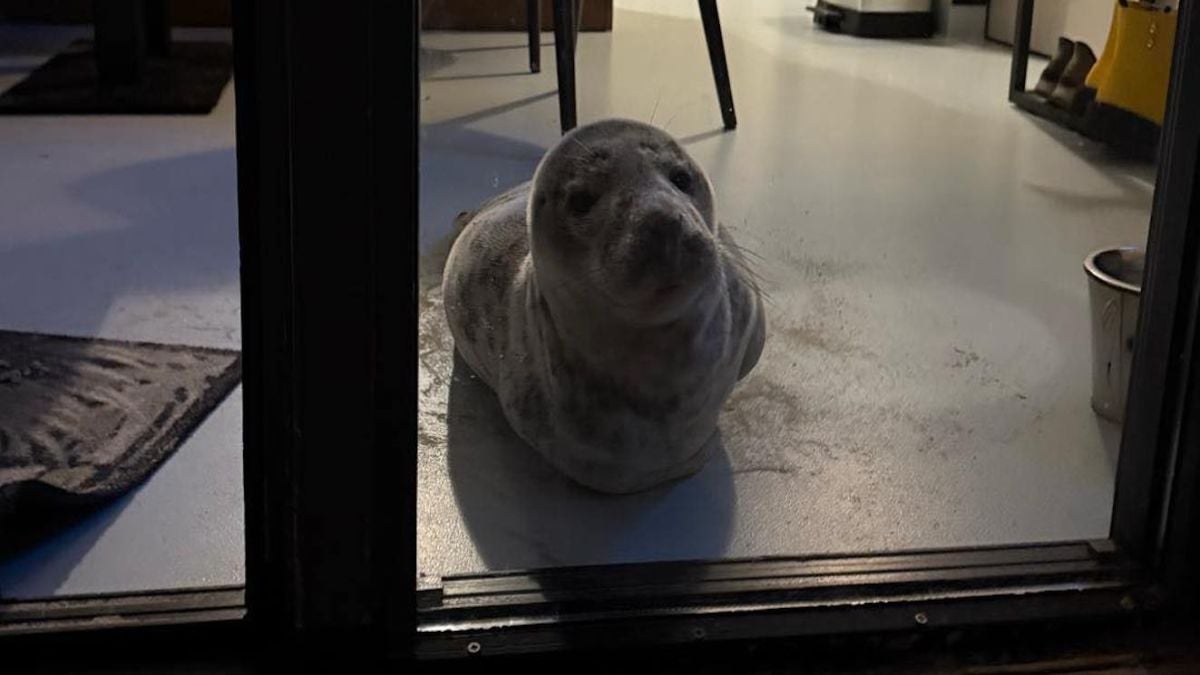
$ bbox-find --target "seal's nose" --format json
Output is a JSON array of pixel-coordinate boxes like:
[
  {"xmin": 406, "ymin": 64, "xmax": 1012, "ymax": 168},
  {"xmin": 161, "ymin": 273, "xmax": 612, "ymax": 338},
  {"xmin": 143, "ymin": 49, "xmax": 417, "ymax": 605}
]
[
  {"xmin": 638, "ymin": 211, "xmax": 710, "ymax": 285},
  {"xmin": 643, "ymin": 213, "xmax": 686, "ymax": 270}
]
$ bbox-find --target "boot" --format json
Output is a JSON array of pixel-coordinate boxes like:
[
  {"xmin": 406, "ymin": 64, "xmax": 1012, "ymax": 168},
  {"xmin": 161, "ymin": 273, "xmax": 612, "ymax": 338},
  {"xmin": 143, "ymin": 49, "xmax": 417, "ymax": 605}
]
[
  {"xmin": 1034, "ymin": 37, "xmax": 1075, "ymax": 98},
  {"xmin": 1049, "ymin": 41, "xmax": 1097, "ymax": 113}
]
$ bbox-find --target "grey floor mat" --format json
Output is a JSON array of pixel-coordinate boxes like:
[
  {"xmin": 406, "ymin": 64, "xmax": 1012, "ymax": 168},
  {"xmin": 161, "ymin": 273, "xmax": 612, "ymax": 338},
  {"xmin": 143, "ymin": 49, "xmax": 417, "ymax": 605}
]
[{"xmin": 0, "ymin": 331, "xmax": 241, "ymax": 534}]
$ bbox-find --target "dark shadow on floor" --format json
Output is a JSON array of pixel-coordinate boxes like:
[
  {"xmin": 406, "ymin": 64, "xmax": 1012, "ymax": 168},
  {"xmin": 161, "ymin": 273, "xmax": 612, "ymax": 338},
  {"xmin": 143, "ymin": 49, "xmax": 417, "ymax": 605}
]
[
  {"xmin": 0, "ymin": 148, "xmax": 238, "ymax": 337},
  {"xmin": 0, "ymin": 491, "xmax": 133, "ymax": 599},
  {"xmin": 677, "ymin": 128, "xmax": 729, "ymax": 147},
  {"xmin": 419, "ymin": 94, "xmax": 553, "ymax": 252},
  {"xmin": 425, "ymin": 70, "xmax": 534, "ymax": 82},
  {"xmin": 0, "ymin": 24, "xmax": 90, "ymax": 57},
  {"xmin": 445, "ymin": 355, "xmax": 736, "ymax": 572},
  {"xmin": 434, "ymin": 42, "xmax": 555, "ymax": 54},
  {"xmin": 1097, "ymin": 416, "xmax": 1124, "ymax": 471},
  {"xmin": 1023, "ymin": 115, "xmax": 1159, "ymax": 185},
  {"xmin": 420, "ymin": 47, "xmax": 457, "ymax": 78}
]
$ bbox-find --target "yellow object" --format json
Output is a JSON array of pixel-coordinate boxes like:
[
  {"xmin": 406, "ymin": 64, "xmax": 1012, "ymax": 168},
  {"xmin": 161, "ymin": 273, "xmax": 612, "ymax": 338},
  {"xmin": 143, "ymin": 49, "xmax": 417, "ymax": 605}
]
[
  {"xmin": 1085, "ymin": 3, "xmax": 1122, "ymax": 91},
  {"xmin": 1092, "ymin": 1, "xmax": 1178, "ymax": 125}
]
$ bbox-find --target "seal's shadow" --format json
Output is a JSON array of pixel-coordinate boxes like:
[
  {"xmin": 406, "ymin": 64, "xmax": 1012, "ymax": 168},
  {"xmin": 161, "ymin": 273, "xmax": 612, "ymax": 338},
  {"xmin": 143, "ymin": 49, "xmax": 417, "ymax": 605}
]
[{"xmin": 445, "ymin": 355, "xmax": 736, "ymax": 571}]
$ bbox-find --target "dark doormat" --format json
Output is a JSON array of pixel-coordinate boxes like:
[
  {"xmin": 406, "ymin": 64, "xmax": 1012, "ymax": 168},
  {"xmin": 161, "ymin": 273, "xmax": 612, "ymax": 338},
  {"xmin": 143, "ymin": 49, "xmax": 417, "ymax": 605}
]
[
  {"xmin": 0, "ymin": 331, "xmax": 241, "ymax": 555},
  {"xmin": 0, "ymin": 40, "xmax": 233, "ymax": 115}
]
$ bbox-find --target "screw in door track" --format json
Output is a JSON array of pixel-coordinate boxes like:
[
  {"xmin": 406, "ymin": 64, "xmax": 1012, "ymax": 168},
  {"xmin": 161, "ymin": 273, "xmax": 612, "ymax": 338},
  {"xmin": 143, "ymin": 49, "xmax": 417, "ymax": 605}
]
[
  {"xmin": 1120, "ymin": 595, "xmax": 1137, "ymax": 611},
  {"xmin": 692, "ymin": 627, "xmax": 707, "ymax": 640},
  {"xmin": 914, "ymin": 612, "xmax": 929, "ymax": 625},
  {"xmin": 466, "ymin": 641, "xmax": 482, "ymax": 655}
]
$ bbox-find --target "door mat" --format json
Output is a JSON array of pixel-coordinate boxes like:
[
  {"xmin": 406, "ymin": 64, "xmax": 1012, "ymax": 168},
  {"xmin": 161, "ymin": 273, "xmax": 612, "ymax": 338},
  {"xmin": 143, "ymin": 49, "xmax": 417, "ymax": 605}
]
[
  {"xmin": 0, "ymin": 331, "xmax": 241, "ymax": 553},
  {"xmin": 0, "ymin": 40, "xmax": 233, "ymax": 115}
]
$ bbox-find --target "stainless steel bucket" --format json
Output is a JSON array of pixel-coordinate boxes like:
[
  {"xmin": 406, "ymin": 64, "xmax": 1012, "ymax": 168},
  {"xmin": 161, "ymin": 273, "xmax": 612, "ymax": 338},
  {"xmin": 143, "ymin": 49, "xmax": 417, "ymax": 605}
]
[{"xmin": 1084, "ymin": 247, "xmax": 1145, "ymax": 424}]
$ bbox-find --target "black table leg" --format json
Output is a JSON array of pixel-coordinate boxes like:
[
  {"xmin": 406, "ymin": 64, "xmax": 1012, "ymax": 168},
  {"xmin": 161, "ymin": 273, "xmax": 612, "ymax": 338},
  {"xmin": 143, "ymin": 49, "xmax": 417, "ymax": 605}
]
[
  {"xmin": 93, "ymin": 0, "xmax": 147, "ymax": 85},
  {"xmin": 553, "ymin": 0, "xmax": 577, "ymax": 133},
  {"xmin": 1009, "ymin": 0, "xmax": 1034, "ymax": 100},
  {"xmin": 573, "ymin": 0, "xmax": 584, "ymax": 55},
  {"xmin": 698, "ymin": 0, "xmax": 737, "ymax": 130},
  {"xmin": 144, "ymin": 0, "xmax": 171, "ymax": 58},
  {"xmin": 528, "ymin": 0, "xmax": 541, "ymax": 73}
]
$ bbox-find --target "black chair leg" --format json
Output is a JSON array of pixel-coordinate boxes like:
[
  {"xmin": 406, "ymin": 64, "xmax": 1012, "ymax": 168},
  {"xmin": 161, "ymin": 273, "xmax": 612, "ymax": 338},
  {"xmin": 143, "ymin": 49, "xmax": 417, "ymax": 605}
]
[
  {"xmin": 143, "ymin": 0, "xmax": 170, "ymax": 58},
  {"xmin": 552, "ymin": 0, "xmax": 577, "ymax": 133},
  {"xmin": 573, "ymin": 0, "xmax": 584, "ymax": 55},
  {"xmin": 527, "ymin": 0, "xmax": 541, "ymax": 73},
  {"xmin": 698, "ymin": 0, "xmax": 737, "ymax": 130},
  {"xmin": 94, "ymin": 0, "xmax": 148, "ymax": 86}
]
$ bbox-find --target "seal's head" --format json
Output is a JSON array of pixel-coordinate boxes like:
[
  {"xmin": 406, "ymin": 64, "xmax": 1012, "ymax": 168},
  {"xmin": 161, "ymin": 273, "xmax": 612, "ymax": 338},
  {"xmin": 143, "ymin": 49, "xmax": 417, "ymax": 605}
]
[{"xmin": 529, "ymin": 119, "xmax": 721, "ymax": 325}]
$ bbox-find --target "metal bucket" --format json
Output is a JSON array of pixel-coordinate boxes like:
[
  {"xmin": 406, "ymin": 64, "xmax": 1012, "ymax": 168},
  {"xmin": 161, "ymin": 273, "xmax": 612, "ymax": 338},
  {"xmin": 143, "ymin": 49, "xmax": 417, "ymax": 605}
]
[{"xmin": 1084, "ymin": 247, "xmax": 1145, "ymax": 424}]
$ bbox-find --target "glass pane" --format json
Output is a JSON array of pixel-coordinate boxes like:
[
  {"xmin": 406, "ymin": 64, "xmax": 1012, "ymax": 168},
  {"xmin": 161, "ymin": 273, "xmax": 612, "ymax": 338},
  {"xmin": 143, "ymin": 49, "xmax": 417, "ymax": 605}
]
[
  {"xmin": 0, "ymin": 10, "xmax": 242, "ymax": 598},
  {"xmin": 418, "ymin": 0, "xmax": 1176, "ymax": 585}
]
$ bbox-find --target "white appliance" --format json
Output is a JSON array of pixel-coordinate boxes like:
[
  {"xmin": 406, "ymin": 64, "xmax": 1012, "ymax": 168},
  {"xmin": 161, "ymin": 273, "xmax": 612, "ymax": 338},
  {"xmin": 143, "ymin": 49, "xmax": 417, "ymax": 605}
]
[{"xmin": 811, "ymin": 0, "xmax": 936, "ymax": 38}]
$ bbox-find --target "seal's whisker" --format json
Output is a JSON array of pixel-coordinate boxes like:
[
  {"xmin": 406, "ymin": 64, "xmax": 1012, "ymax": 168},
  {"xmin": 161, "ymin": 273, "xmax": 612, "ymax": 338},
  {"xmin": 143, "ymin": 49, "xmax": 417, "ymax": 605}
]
[
  {"xmin": 731, "ymin": 239, "xmax": 764, "ymax": 256},
  {"xmin": 663, "ymin": 108, "xmax": 682, "ymax": 132},
  {"xmin": 719, "ymin": 241, "xmax": 772, "ymax": 303},
  {"xmin": 729, "ymin": 242, "xmax": 766, "ymax": 262},
  {"xmin": 732, "ymin": 261, "xmax": 768, "ymax": 293},
  {"xmin": 718, "ymin": 235, "xmax": 766, "ymax": 268},
  {"xmin": 567, "ymin": 135, "xmax": 597, "ymax": 157}
]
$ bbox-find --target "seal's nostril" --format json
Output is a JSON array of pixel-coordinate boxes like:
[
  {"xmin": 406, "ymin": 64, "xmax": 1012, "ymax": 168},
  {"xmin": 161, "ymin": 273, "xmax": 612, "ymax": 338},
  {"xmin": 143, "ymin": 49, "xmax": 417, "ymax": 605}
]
[
  {"xmin": 683, "ymin": 231, "xmax": 707, "ymax": 256},
  {"xmin": 644, "ymin": 213, "xmax": 683, "ymax": 243},
  {"xmin": 643, "ymin": 216, "xmax": 685, "ymax": 268}
]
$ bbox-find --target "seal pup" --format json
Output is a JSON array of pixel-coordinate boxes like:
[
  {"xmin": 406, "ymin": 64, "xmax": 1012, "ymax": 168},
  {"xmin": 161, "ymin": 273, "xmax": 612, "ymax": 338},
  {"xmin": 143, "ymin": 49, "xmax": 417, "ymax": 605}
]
[{"xmin": 443, "ymin": 119, "xmax": 764, "ymax": 493}]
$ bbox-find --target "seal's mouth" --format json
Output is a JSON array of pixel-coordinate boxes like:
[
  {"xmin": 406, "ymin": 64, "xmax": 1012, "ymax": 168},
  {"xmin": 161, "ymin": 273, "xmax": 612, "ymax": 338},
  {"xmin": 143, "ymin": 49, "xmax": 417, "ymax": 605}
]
[
  {"xmin": 639, "ymin": 274, "xmax": 709, "ymax": 315},
  {"xmin": 644, "ymin": 283, "xmax": 687, "ymax": 307}
]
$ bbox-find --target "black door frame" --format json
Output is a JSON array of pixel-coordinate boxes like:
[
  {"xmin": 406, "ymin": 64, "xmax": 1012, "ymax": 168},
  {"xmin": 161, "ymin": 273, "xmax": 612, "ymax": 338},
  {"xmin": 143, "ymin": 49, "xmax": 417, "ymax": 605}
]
[{"xmin": 3, "ymin": 0, "xmax": 1200, "ymax": 667}]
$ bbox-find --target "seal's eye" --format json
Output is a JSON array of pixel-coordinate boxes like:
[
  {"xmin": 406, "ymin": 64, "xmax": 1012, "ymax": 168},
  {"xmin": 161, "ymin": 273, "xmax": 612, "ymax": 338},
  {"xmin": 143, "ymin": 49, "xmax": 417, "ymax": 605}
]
[
  {"xmin": 567, "ymin": 189, "xmax": 598, "ymax": 216},
  {"xmin": 670, "ymin": 169, "xmax": 693, "ymax": 193}
]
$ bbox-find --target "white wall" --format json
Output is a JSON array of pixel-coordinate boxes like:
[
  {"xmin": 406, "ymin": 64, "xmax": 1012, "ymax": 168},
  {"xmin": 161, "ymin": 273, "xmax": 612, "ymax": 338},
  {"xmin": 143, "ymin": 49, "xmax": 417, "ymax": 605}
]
[
  {"xmin": 936, "ymin": 0, "xmax": 989, "ymax": 40},
  {"xmin": 987, "ymin": 0, "xmax": 1114, "ymax": 55}
]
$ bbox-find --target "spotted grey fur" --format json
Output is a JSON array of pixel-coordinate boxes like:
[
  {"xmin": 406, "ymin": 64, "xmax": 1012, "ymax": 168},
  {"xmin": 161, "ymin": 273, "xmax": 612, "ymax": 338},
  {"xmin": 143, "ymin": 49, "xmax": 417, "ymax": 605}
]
[{"xmin": 443, "ymin": 119, "xmax": 765, "ymax": 493}]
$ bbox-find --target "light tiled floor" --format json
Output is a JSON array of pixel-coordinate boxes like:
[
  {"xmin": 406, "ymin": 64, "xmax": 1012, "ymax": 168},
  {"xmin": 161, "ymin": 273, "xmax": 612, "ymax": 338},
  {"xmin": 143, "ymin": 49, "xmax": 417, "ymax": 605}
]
[
  {"xmin": 0, "ymin": 26, "xmax": 243, "ymax": 598},
  {"xmin": 417, "ymin": 2, "xmax": 1154, "ymax": 586}
]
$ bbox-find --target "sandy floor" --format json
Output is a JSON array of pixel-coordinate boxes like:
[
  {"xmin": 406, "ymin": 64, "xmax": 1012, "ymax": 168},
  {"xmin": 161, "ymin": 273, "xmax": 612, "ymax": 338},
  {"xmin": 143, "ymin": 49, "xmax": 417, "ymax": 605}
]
[{"xmin": 417, "ymin": 2, "xmax": 1153, "ymax": 586}]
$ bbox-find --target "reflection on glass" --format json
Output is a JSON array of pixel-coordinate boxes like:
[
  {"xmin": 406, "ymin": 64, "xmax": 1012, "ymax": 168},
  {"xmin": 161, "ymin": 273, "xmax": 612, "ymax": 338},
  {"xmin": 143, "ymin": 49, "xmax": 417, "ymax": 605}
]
[
  {"xmin": 417, "ymin": 0, "xmax": 1174, "ymax": 587},
  {"xmin": 0, "ymin": 15, "xmax": 243, "ymax": 600}
]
